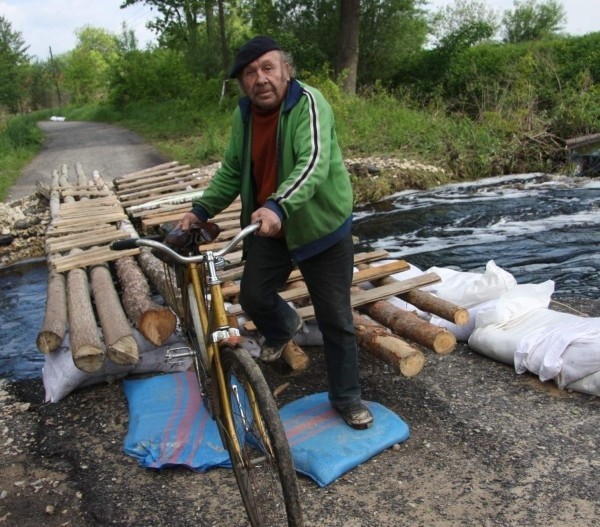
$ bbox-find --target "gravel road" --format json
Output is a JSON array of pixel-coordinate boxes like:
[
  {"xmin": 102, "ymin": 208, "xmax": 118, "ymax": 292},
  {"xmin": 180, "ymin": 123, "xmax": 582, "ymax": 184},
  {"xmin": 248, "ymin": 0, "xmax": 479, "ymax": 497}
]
[{"xmin": 1, "ymin": 121, "xmax": 598, "ymax": 527}]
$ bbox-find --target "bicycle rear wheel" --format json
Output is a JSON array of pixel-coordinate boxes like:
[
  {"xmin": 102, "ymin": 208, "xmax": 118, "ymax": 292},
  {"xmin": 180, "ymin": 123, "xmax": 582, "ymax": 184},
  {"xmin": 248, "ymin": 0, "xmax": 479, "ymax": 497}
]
[{"xmin": 217, "ymin": 346, "xmax": 303, "ymax": 527}]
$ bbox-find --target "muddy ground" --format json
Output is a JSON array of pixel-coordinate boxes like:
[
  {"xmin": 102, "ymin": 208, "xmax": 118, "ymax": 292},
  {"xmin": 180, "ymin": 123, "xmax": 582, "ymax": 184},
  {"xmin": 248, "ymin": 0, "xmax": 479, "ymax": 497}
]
[
  {"xmin": 1, "ymin": 296, "xmax": 598, "ymax": 527},
  {"xmin": 1, "ymin": 121, "xmax": 598, "ymax": 527}
]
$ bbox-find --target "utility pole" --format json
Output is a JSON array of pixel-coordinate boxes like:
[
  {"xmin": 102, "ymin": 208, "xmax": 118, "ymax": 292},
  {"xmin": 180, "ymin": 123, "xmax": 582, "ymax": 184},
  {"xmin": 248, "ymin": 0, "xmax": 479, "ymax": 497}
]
[{"xmin": 49, "ymin": 46, "xmax": 62, "ymax": 107}]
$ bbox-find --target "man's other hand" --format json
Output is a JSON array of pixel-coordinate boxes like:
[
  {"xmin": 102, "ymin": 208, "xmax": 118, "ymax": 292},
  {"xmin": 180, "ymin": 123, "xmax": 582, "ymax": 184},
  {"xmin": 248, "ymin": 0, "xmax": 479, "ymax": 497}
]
[
  {"xmin": 251, "ymin": 207, "xmax": 282, "ymax": 237},
  {"xmin": 180, "ymin": 212, "xmax": 201, "ymax": 231}
]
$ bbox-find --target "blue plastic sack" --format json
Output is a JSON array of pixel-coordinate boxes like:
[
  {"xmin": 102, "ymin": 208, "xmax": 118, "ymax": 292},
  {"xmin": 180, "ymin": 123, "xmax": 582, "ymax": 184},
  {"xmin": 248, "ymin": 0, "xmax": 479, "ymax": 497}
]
[
  {"xmin": 123, "ymin": 372, "xmax": 410, "ymax": 486},
  {"xmin": 281, "ymin": 392, "xmax": 410, "ymax": 486},
  {"xmin": 123, "ymin": 371, "xmax": 231, "ymax": 471}
]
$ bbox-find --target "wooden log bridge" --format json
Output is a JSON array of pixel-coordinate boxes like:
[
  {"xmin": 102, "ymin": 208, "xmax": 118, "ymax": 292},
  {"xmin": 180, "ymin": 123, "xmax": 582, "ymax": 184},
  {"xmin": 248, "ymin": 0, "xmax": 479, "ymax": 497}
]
[{"xmin": 37, "ymin": 160, "xmax": 470, "ymax": 384}]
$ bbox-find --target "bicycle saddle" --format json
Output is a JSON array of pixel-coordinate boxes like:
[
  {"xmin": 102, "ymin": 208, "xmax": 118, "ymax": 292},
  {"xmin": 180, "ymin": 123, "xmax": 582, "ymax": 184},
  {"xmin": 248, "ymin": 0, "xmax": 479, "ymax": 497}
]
[{"xmin": 162, "ymin": 221, "xmax": 221, "ymax": 251}]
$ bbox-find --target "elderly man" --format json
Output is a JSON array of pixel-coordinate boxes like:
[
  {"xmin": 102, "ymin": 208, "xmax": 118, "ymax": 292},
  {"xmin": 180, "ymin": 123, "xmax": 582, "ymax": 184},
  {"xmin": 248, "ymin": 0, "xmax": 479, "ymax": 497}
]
[{"xmin": 180, "ymin": 36, "xmax": 373, "ymax": 429}]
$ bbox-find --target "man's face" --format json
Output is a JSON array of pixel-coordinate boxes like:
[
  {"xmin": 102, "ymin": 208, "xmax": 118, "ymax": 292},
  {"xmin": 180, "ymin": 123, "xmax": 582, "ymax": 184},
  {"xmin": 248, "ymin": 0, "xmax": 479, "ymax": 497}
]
[{"xmin": 240, "ymin": 50, "xmax": 290, "ymax": 110}]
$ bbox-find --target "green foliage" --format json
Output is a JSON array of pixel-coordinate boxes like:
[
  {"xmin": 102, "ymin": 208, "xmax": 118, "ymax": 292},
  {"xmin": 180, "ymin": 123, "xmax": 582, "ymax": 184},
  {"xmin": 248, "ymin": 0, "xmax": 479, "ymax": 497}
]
[
  {"xmin": 109, "ymin": 48, "xmax": 197, "ymax": 107},
  {"xmin": 62, "ymin": 26, "xmax": 120, "ymax": 104},
  {"xmin": 0, "ymin": 113, "xmax": 44, "ymax": 200},
  {"xmin": 502, "ymin": 0, "xmax": 566, "ymax": 43},
  {"xmin": 359, "ymin": 0, "xmax": 429, "ymax": 85},
  {"xmin": 0, "ymin": 16, "xmax": 30, "ymax": 112}
]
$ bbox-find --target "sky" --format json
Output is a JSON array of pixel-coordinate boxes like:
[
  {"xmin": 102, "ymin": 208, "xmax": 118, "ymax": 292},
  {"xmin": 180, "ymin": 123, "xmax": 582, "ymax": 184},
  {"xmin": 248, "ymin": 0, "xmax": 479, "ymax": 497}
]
[{"xmin": 1, "ymin": 0, "xmax": 598, "ymax": 61}]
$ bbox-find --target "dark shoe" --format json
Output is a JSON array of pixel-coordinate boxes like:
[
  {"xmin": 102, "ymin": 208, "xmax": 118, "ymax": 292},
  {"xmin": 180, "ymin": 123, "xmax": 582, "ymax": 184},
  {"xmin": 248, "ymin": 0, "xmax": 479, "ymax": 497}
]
[
  {"xmin": 334, "ymin": 402, "xmax": 374, "ymax": 430},
  {"xmin": 259, "ymin": 316, "xmax": 303, "ymax": 362}
]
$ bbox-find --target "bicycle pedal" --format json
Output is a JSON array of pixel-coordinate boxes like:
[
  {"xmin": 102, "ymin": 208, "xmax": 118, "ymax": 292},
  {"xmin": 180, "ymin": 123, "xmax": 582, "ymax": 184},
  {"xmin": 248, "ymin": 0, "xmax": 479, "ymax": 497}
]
[{"xmin": 165, "ymin": 346, "xmax": 194, "ymax": 365}]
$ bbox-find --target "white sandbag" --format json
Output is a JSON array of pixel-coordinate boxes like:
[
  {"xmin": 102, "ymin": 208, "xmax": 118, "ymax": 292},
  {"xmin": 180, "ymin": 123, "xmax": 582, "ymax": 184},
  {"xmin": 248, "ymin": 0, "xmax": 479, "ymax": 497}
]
[
  {"xmin": 468, "ymin": 308, "xmax": 584, "ymax": 364},
  {"xmin": 566, "ymin": 370, "xmax": 600, "ymax": 396},
  {"xmin": 469, "ymin": 308, "xmax": 600, "ymax": 396},
  {"xmin": 42, "ymin": 335, "xmax": 131, "ymax": 403},
  {"xmin": 475, "ymin": 281, "xmax": 554, "ymax": 328},
  {"xmin": 423, "ymin": 260, "xmax": 517, "ymax": 308},
  {"xmin": 430, "ymin": 299, "xmax": 498, "ymax": 342},
  {"xmin": 514, "ymin": 317, "xmax": 600, "ymax": 388},
  {"xmin": 42, "ymin": 329, "xmax": 192, "ymax": 403}
]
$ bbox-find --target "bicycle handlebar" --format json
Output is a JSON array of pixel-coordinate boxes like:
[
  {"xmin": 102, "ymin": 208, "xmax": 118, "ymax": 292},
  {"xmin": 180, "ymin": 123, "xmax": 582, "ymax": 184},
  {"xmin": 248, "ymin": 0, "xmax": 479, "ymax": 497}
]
[{"xmin": 110, "ymin": 222, "xmax": 261, "ymax": 264}]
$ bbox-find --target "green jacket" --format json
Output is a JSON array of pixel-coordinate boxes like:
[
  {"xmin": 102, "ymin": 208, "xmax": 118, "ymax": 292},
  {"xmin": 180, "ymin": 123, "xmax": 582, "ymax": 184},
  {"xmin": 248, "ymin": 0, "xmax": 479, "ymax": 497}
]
[{"xmin": 191, "ymin": 79, "xmax": 353, "ymax": 262}]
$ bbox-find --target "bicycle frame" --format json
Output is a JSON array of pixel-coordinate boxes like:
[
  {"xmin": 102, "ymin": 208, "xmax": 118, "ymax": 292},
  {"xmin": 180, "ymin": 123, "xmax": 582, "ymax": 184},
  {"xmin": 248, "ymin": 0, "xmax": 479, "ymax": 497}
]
[{"xmin": 154, "ymin": 223, "xmax": 272, "ymax": 463}]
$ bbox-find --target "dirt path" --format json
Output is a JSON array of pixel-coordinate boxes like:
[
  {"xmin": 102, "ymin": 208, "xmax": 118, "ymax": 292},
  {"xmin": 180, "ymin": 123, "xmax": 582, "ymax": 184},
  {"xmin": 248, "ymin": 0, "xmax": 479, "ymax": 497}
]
[{"xmin": 1, "ymin": 121, "xmax": 598, "ymax": 527}]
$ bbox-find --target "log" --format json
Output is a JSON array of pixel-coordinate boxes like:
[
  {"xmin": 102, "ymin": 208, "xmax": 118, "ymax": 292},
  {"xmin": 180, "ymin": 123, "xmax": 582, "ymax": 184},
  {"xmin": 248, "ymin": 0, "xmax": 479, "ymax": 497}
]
[
  {"xmin": 358, "ymin": 293, "xmax": 456, "ymax": 355},
  {"xmin": 282, "ymin": 341, "xmax": 310, "ymax": 371},
  {"xmin": 399, "ymin": 288, "xmax": 469, "ymax": 326},
  {"xmin": 114, "ymin": 255, "xmax": 177, "ymax": 346},
  {"xmin": 67, "ymin": 251, "xmax": 105, "ymax": 372},
  {"xmin": 90, "ymin": 261, "xmax": 139, "ymax": 365},
  {"xmin": 36, "ymin": 270, "xmax": 68, "ymax": 354},
  {"xmin": 352, "ymin": 313, "xmax": 425, "ymax": 377},
  {"xmin": 137, "ymin": 247, "xmax": 183, "ymax": 319},
  {"xmin": 358, "ymin": 263, "xmax": 469, "ymax": 326}
]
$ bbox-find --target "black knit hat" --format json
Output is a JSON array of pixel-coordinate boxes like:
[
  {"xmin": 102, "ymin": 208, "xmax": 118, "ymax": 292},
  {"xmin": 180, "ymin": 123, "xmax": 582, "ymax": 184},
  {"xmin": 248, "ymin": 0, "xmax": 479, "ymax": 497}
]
[{"xmin": 228, "ymin": 36, "xmax": 281, "ymax": 79}]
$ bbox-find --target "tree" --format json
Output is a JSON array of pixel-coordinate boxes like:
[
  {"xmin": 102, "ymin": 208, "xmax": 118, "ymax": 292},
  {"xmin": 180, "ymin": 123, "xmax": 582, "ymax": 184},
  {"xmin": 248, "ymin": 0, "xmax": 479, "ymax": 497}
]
[
  {"xmin": 428, "ymin": 0, "xmax": 500, "ymax": 47},
  {"xmin": 502, "ymin": 0, "xmax": 566, "ymax": 43},
  {"xmin": 358, "ymin": 0, "xmax": 429, "ymax": 86},
  {"xmin": 62, "ymin": 26, "xmax": 119, "ymax": 103},
  {"xmin": 0, "ymin": 16, "xmax": 30, "ymax": 112},
  {"xmin": 120, "ymin": 0, "xmax": 225, "ymax": 76},
  {"xmin": 337, "ymin": 0, "xmax": 360, "ymax": 94}
]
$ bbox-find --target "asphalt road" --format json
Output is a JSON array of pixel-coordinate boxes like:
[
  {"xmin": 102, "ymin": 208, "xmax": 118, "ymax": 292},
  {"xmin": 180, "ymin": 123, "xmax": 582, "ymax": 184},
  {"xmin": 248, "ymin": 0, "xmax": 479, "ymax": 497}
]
[{"xmin": 7, "ymin": 121, "xmax": 168, "ymax": 201}]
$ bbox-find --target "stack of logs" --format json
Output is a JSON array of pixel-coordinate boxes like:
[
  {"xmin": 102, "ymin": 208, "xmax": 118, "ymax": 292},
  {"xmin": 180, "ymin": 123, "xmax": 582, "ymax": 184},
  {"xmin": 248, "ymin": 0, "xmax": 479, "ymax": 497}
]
[{"xmin": 37, "ymin": 160, "xmax": 470, "ymax": 383}]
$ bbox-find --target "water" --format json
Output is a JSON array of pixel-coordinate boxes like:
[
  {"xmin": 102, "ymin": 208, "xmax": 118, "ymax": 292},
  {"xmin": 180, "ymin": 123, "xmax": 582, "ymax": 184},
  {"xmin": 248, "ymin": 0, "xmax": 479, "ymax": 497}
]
[
  {"xmin": 1, "ymin": 172, "xmax": 599, "ymax": 382},
  {"xmin": 353, "ymin": 173, "xmax": 600, "ymax": 299},
  {"xmin": 0, "ymin": 261, "xmax": 48, "ymax": 381}
]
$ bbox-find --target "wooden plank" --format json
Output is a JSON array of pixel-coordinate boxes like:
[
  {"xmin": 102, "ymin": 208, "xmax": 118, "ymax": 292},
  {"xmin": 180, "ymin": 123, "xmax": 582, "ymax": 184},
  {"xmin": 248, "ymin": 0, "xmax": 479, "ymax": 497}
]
[
  {"xmin": 51, "ymin": 211, "xmax": 127, "ymax": 227},
  {"xmin": 61, "ymin": 189, "xmax": 112, "ymax": 198},
  {"xmin": 115, "ymin": 166, "xmax": 194, "ymax": 191},
  {"xmin": 46, "ymin": 225, "xmax": 118, "ymax": 243},
  {"xmin": 142, "ymin": 212, "xmax": 240, "ymax": 230},
  {"xmin": 58, "ymin": 195, "xmax": 120, "ymax": 209},
  {"xmin": 242, "ymin": 273, "xmax": 440, "ymax": 330},
  {"xmin": 217, "ymin": 249, "xmax": 391, "ymax": 282},
  {"xmin": 56, "ymin": 207, "xmax": 124, "ymax": 220},
  {"xmin": 118, "ymin": 177, "xmax": 210, "ymax": 204},
  {"xmin": 565, "ymin": 133, "xmax": 600, "ymax": 150},
  {"xmin": 114, "ymin": 161, "xmax": 182, "ymax": 186},
  {"xmin": 116, "ymin": 169, "xmax": 205, "ymax": 197},
  {"xmin": 46, "ymin": 230, "xmax": 132, "ymax": 253},
  {"xmin": 52, "ymin": 247, "xmax": 141, "ymax": 273},
  {"xmin": 226, "ymin": 260, "xmax": 411, "ymax": 312},
  {"xmin": 119, "ymin": 180, "xmax": 209, "ymax": 208}
]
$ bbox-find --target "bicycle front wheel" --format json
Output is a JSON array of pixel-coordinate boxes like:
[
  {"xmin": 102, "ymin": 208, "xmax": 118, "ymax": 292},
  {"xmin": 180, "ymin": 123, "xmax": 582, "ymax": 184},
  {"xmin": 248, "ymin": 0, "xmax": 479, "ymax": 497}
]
[{"xmin": 217, "ymin": 346, "xmax": 303, "ymax": 527}]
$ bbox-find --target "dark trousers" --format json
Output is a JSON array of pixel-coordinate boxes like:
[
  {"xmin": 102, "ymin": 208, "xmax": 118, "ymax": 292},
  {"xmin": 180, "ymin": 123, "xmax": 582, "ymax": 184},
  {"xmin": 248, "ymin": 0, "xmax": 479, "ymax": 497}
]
[{"xmin": 238, "ymin": 233, "xmax": 361, "ymax": 408}]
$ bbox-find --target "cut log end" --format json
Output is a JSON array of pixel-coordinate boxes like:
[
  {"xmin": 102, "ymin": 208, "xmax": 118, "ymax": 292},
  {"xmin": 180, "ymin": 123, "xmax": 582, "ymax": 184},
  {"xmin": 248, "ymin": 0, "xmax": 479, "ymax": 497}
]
[
  {"xmin": 73, "ymin": 345, "xmax": 105, "ymax": 372},
  {"xmin": 282, "ymin": 341, "xmax": 310, "ymax": 371},
  {"xmin": 399, "ymin": 352, "xmax": 427, "ymax": 377},
  {"xmin": 454, "ymin": 308, "xmax": 470, "ymax": 326},
  {"xmin": 139, "ymin": 309, "xmax": 177, "ymax": 346},
  {"xmin": 107, "ymin": 335, "xmax": 139, "ymax": 365},
  {"xmin": 36, "ymin": 332, "xmax": 63, "ymax": 354},
  {"xmin": 432, "ymin": 331, "xmax": 457, "ymax": 355}
]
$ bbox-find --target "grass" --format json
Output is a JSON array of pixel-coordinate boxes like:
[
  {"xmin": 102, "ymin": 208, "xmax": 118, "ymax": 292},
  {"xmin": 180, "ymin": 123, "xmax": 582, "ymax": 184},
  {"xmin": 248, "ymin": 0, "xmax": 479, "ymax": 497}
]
[
  {"xmin": 0, "ymin": 88, "xmax": 570, "ymax": 203},
  {"xmin": 0, "ymin": 114, "xmax": 47, "ymax": 201}
]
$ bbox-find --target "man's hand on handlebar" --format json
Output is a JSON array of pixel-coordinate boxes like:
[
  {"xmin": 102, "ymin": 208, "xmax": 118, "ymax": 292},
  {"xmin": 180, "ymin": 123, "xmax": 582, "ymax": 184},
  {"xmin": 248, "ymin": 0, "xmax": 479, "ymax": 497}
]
[
  {"xmin": 180, "ymin": 211, "xmax": 201, "ymax": 231},
  {"xmin": 251, "ymin": 207, "xmax": 281, "ymax": 237}
]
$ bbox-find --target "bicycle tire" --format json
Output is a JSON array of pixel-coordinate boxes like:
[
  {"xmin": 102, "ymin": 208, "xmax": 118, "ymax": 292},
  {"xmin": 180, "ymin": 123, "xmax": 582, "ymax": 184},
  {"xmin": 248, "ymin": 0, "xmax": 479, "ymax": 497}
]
[{"xmin": 217, "ymin": 346, "xmax": 304, "ymax": 527}]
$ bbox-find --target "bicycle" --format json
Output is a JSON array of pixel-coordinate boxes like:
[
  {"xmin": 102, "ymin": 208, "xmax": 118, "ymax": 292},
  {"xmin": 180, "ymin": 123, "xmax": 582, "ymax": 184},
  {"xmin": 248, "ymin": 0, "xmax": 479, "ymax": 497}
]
[{"xmin": 111, "ymin": 221, "xmax": 304, "ymax": 527}]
